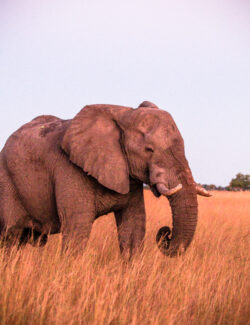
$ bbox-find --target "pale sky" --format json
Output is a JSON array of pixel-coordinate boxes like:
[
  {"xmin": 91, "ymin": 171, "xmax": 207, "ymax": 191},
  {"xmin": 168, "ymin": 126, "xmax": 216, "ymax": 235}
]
[{"xmin": 1, "ymin": 0, "xmax": 249, "ymax": 186}]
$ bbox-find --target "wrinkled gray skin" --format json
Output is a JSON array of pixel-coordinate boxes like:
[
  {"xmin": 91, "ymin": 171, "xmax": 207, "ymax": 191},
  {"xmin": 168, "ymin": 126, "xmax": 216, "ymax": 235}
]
[{"xmin": 0, "ymin": 101, "xmax": 203, "ymax": 258}]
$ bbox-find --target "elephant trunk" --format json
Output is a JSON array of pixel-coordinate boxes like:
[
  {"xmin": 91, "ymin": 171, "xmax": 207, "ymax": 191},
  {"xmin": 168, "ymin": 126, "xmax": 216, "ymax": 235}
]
[{"xmin": 156, "ymin": 171, "xmax": 198, "ymax": 257}]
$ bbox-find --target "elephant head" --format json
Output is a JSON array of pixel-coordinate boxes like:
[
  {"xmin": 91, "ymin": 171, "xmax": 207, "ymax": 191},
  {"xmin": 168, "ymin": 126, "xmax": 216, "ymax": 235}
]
[{"xmin": 62, "ymin": 101, "xmax": 210, "ymax": 256}]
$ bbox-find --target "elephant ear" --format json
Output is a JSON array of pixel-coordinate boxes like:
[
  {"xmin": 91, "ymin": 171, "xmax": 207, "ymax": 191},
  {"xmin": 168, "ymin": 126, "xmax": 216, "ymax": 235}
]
[{"xmin": 61, "ymin": 105, "xmax": 130, "ymax": 194}]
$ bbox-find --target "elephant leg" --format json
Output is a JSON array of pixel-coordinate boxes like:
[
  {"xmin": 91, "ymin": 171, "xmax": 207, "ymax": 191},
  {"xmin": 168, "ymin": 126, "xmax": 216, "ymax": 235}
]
[
  {"xmin": 0, "ymin": 170, "xmax": 31, "ymax": 248},
  {"xmin": 0, "ymin": 227, "xmax": 24, "ymax": 257},
  {"xmin": 55, "ymin": 160, "xmax": 96, "ymax": 255},
  {"xmin": 60, "ymin": 214, "xmax": 95, "ymax": 255},
  {"xmin": 18, "ymin": 228, "xmax": 32, "ymax": 246},
  {"xmin": 115, "ymin": 185, "xmax": 146, "ymax": 260}
]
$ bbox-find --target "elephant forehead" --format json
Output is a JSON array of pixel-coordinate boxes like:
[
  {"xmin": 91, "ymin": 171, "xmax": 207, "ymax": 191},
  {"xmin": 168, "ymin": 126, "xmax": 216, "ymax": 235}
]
[
  {"xmin": 133, "ymin": 110, "xmax": 174, "ymax": 129},
  {"xmin": 148, "ymin": 126, "xmax": 176, "ymax": 148},
  {"xmin": 135, "ymin": 113, "xmax": 160, "ymax": 133},
  {"xmin": 131, "ymin": 110, "xmax": 180, "ymax": 147},
  {"xmin": 144, "ymin": 120, "xmax": 178, "ymax": 146}
]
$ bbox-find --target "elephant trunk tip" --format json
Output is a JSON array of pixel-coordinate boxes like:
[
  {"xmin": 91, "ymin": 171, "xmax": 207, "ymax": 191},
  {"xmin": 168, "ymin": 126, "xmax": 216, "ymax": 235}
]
[
  {"xmin": 156, "ymin": 226, "xmax": 188, "ymax": 257},
  {"xmin": 156, "ymin": 226, "xmax": 173, "ymax": 256}
]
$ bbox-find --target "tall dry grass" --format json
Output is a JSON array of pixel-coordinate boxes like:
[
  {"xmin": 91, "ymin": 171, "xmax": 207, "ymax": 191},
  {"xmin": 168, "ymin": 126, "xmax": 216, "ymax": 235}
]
[{"xmin": 0, "ymin": 191, "xmax": 249, "ymax": 325}]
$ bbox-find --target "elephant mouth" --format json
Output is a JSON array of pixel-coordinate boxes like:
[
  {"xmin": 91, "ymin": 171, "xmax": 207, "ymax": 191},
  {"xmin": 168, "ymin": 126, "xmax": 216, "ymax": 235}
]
[{"xmin": 150, "ymin": 184, "xmax": 162, "ymax": 197}]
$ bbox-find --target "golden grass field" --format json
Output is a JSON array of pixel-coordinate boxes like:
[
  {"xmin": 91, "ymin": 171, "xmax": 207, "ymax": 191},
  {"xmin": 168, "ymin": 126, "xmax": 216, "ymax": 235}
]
[{"xmin": 0, "ymin": 191, "xmax": 249, "ymax": 325}]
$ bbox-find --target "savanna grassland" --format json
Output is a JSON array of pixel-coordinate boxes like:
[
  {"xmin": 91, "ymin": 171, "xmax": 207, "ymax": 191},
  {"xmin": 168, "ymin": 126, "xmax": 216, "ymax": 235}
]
[{"xmin": 0, "ymin": 191, "xmax": 249, "ymax": 325}]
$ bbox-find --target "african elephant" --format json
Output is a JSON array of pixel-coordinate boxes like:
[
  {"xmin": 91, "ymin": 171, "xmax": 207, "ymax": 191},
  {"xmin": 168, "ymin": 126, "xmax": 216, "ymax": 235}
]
[{"xmin": 0, "ymin": 101, "xmax": 210, "ymax": 257}]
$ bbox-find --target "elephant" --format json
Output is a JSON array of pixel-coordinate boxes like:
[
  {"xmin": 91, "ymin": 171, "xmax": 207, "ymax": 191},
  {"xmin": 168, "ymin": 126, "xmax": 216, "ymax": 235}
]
[{"xmin": 0, "ymin": 101, "xmax": 210, "ymax": 258}]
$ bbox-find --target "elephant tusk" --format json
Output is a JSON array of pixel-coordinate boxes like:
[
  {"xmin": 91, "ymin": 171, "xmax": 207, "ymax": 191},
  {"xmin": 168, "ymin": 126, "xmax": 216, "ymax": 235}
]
[
  {"xmin": 156, "ymin": 183, "xmax": 183, "ymax": 196},
  {"xmin": 196, "ymin": 185, "xmax": 212, "ymax": 197}
]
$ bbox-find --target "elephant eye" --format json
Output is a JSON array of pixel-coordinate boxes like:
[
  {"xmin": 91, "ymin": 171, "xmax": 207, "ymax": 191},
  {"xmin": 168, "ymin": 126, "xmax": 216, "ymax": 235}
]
[{"xmin": 145, "ymin": 146, "xmax": 154, "ymax": 153}]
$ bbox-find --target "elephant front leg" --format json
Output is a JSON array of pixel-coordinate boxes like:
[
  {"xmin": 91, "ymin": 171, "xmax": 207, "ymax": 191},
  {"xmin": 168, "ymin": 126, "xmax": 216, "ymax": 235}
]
[
  {"xmin": 60, "ymin": 212, "xmax": 95, "ymax": 255},
  {"xmin": 115, "ymin": 186, "xmax": 146, "ymax": 260},
  {"xmin": 55, "ymin": 169, "xmax": 96, "ymax": 256}
]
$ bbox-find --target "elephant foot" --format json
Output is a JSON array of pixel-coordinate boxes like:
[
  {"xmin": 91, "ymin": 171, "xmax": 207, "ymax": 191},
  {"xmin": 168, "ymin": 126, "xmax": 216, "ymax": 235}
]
[{"xmin": 19, "ymin": 228, "xmax": 48, "ymax": 247}]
